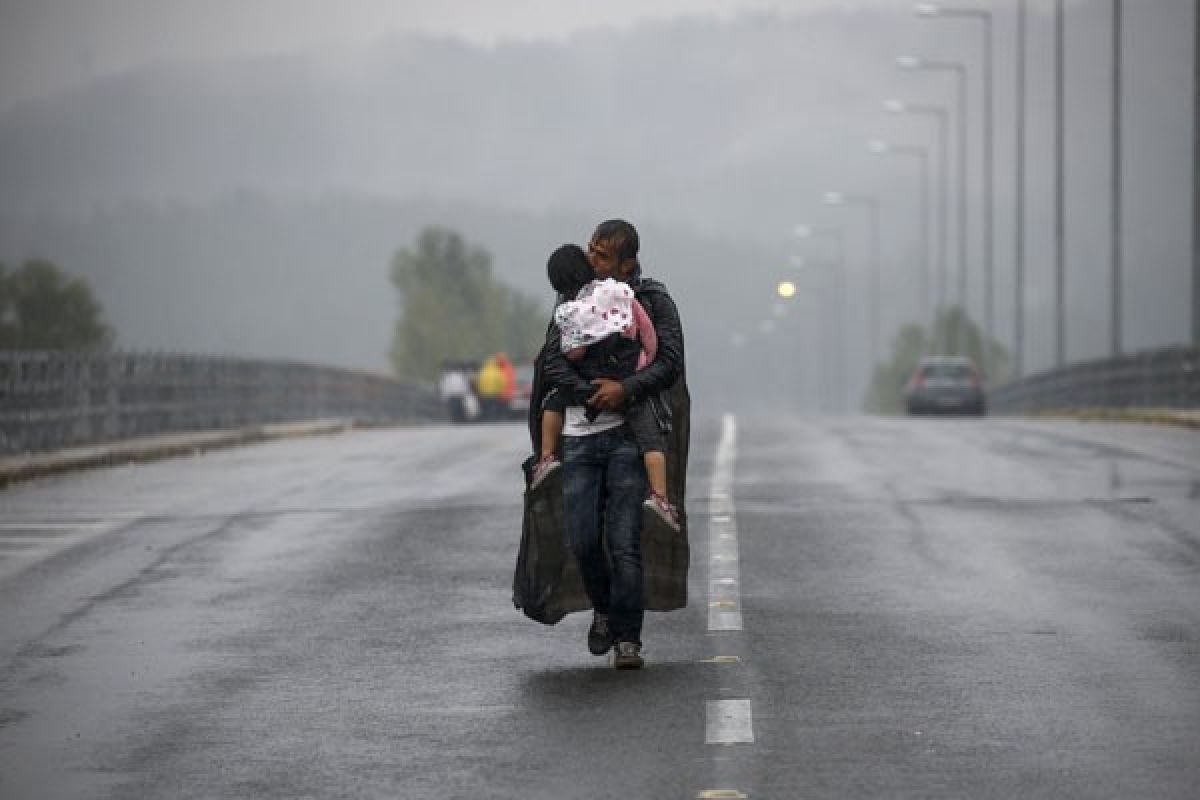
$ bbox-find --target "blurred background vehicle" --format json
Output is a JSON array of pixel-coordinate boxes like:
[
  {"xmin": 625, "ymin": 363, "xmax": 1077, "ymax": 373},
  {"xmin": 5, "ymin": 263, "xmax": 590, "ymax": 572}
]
[
  {"xmin": 508, "ymin": 363, "xmax": 535, "ymax": 418},
  {"xmin": 440, "ymin": 354, "xmax": 532, "ymax": 422},
  {"xmin": 904, "ymin": 355, "xmax": 986, "ymax": 417}
]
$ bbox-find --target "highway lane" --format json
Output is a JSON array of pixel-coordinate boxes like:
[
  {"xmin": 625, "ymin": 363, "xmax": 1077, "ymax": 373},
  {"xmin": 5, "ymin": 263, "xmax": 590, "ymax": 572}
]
[
  {"xmin": 732, "ymin": 416, "xmax": 1200, "ymax": 798},
  {"xmin": 0, "ymin": 416, "xmax": 1197, "ymax": 798}
]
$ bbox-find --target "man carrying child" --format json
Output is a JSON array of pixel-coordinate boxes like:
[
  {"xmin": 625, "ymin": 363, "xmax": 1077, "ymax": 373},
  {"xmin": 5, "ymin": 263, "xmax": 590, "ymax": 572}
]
[{"xmin": 532, "ymin": 219, "xmax": 686, "ymax": 670}]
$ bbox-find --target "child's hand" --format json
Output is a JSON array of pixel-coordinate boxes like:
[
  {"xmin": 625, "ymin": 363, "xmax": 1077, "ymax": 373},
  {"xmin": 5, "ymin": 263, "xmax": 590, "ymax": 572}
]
[{"xmin": 588, "ymin": 378, "xmax": 626, "ymax": 411}]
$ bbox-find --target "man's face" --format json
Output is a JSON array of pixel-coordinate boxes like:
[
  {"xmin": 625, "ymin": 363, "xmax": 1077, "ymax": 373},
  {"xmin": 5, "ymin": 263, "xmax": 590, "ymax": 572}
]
[{"xmin": 587, "ymin": 237, "xmax": 634, "ymax": 282}]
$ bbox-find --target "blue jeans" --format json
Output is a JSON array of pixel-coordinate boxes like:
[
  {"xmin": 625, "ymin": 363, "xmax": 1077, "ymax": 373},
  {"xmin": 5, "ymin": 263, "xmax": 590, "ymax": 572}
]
[{"xmin": 562, "ymin": 427, "xmax": 648, "ymax": 645}]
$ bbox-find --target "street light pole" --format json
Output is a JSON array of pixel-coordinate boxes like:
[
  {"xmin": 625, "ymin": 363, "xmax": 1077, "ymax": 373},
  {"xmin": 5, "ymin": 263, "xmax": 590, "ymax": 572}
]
[
  {"xmin": 870, "ymin": 140, "xmax": 932, "ymax": 340},
  {"xmin": 1055, "ymin": 0, "xmax": 1066, "ymax": 367},
  {"xmin": 915, "ymin": 3, "xmax": 996, "ymax": 370},
  {"xmin": 1195, "ymin": 0, "xmax": 1200, "ymax": 346},
  {"xmin": 823, "ymin": 192, "xmax": 882, "ymax": 377},
  {"xmin": 897, "ymin": 57, "xmax": 969, "ymax": 354},
  {"xmin": 795, "ymin": 225, "xmax": 849, "ymax": 411},
  {"xmin": 1110, "ymin": 0, "xmax": 1123, "ymax": 358},
  {"xmin": 1015, "ymin": 0, "xmax": 1027, "ymax": 377},
  {"xmin": 884, "ymin": 100, "xmax": 950, "ymax": 351}
]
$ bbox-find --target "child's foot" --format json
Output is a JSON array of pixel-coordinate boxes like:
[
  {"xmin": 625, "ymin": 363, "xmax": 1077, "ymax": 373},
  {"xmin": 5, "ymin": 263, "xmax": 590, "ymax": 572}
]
[
  {"xmin": 643, "ymin": 491, "xmax": 681, "ymax": 532},
  {"xmin": 530, "ymin": 454, "xmax": 561, "ymax": 490}
]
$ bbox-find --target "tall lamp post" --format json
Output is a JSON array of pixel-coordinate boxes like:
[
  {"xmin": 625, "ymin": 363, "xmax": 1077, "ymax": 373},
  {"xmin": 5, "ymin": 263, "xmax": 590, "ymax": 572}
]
[
  {"xmin": 884, "ymin": 100, "xmax": 950, "ymax": 351},
  {"xmin": 869, "ymin": 139, "xmax": 932, "ymax": 342},
  {"xmin": 897, "ymin": 55, "xmax": 969, "ymax": 355},
  {"xmin": 1015, "ymin": 0, "xmax": 1027, "ymax": 377},
  {"xmin": 914, "ymin": 3, "xmax": 996, "ymax": 369},
  {"xmin": 794, "ymin": 225, "xmax": 848, "ymax": 412},
  {"xmin": 1195, "ymin": 0, "xmax": 1200, "ymax": 346},
  {"xmin": 823, "ymin": 192, "xmax": 882, "ymax": 375},
  {"xmin": 1110, "ymin": 0, "xmax": 1123, "ymax": 357},
  {"xmin": 1055, "ymin": 0, "xmax": 1066, "ymax": 366}
]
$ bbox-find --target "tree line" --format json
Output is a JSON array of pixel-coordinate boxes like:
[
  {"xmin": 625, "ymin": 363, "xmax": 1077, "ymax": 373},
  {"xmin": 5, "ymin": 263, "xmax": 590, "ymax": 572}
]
[
  {"xmin": 2, "ymin": 227, "xmax": 548, "ymax": 379},
  {"xmin": 389, "ymin": 226, "xmax": 546, "ymax": 381},
  {"xmin": 0, "ymin": 260, "xmax": 112, "ymax": 350}
]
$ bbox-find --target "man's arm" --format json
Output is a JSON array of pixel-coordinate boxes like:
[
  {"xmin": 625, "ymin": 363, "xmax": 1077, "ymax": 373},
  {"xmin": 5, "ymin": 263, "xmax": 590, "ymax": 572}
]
[
  {"xmin": 621, "ymin": 288, "xmax": 683, "ymax": 402},
  {"xmin": 540, "ymin": 323, "xmax": 595, "ymax": 404}
]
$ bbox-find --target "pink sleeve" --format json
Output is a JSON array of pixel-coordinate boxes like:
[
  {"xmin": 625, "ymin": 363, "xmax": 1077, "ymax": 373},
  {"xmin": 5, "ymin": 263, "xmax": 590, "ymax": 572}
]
[{"xmin": 631, "ymin": 299, "xmax": 656, "ymax": 370}]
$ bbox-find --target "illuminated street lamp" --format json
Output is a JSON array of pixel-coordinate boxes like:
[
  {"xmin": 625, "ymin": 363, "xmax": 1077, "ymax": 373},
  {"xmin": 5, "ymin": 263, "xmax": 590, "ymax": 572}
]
[{"xmin": 777, "ymin": 280, "xmax": 797, "ymax": 299}]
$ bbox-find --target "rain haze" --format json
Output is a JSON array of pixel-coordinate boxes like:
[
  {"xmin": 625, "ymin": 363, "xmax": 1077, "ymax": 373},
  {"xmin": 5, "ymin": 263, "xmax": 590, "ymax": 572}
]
[
  {"xmin": 4, "ymin": 5, "xmax": 1200, "ymax": 797},
  {"xmin": 0, "ymin": 0, "xmax": 1193, "ymax": 413}
]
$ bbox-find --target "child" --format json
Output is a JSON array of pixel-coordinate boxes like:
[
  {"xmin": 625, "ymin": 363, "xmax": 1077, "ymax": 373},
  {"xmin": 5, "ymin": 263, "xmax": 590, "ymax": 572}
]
[{"xmin": 530, "ymin": 244, "xmax": 679, "ymax": 531}]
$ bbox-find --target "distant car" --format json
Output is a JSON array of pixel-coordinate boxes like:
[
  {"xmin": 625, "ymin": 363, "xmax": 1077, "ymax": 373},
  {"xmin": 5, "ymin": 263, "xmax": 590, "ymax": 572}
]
[
  {"xmin": 904, "ymin": 355, "xmax": 986, "ymax": 416},
  {"xmin": 507, "ymin": 364, "xmax": 535, "ymax": 417}
]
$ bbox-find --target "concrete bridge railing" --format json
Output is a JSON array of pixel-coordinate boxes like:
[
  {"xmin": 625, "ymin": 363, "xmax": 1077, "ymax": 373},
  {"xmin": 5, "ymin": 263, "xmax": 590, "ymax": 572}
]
[{"xmin": 0, "ymin": 351, "xmax": 443, "ymax": 455}]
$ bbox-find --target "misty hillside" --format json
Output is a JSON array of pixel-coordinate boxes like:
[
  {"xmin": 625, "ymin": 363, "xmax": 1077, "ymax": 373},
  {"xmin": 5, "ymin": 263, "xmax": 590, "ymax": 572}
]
[
  {"xmin": 0, "ymin": 193, "xmax": 787, "ymax": 412},
  {"xmin": 0, "ymin": 5, "xmax": 1194, "ymax": 408}
]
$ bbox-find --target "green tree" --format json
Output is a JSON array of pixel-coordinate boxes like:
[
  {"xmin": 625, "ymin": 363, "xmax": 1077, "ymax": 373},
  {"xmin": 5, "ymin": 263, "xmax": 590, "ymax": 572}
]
[
  {"xmin": 864, "ymin": 306, "xmax": 1011, "ymax": 413},
  {"xmin": 389, "ymin": 227, "xmax": 546, "ymax": 381},
  {"xmin": 0, "ymin": 260, "xmax": 113, "ymax": 350}
]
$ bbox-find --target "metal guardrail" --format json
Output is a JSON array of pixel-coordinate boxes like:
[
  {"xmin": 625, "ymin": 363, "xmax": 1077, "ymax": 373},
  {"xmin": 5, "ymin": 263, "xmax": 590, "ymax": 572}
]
[
  {"xmin": 989, "ymin": 345, "xmax": 1200, "ymax": 413},
  {"xmin": 0, "ymin": 351, "xmax": 442, "ymax": 455}
]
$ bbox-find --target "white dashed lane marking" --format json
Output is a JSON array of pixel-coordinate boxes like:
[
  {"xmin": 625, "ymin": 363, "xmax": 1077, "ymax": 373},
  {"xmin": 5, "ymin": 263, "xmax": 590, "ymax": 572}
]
[
  {"xmin": 705, "ymin": 698, "xmax": 755, "ymax": 745},
  {"xmin": 708, "ymin": 415, "xmax": 742, "ymax": 632},
  {"xmin": 704, "ymin": 414, "xmax": 753, "ymax": 754}
]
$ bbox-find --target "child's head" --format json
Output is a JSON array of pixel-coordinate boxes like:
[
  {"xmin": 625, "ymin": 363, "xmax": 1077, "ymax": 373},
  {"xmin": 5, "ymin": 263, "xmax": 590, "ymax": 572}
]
[{"xmin": 547, "ymin": 244, "xmax": 594, "ymax": 297}]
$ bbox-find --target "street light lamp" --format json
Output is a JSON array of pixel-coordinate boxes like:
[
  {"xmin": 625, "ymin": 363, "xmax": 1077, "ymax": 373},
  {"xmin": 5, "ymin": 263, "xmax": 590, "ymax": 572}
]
[
  {"xmin": 884, "ymin": 99, "xmax": 950, "ymax": 351},
  {"xmin": 913, "ymin": 2, "xmax": 997, "ymax": 375},
  {"xmin": 896, "ymin": 55, "xmax": 969, "ymax": 356},
  {"xmin": 869, "ymin": 139, "xmax": 932, "ymax": 342}
]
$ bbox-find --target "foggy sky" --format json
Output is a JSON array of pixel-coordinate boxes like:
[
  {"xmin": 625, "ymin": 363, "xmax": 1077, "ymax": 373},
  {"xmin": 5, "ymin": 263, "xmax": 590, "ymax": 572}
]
[
  {"xmin": 0, "ymin": 0, "xmax": 893, "ymax": 111},
  {"xmin": 0, "ymin": 1, "xmax": 1193, "ymax": 415}
]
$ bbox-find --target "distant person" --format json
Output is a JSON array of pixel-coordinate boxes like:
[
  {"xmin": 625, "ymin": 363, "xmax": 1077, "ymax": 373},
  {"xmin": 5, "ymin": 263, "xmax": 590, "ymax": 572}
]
[
  {"xmin": 494, "ymin": 352, "xmax": 517, "ymax": 406},
  {"xmin": 438, "ymin": 360, "xmax": 477, "ymax": 423},
  {"xmin": 534, "ymin": 219, "xmax": 687, "ymax": 670},
  {"xmin": 529, "ymin": 244, "xmax": 678, "ymax": 532},
  {"xmin": 476, "ymin": 353, "xmax": 509, "ymax": 420}
]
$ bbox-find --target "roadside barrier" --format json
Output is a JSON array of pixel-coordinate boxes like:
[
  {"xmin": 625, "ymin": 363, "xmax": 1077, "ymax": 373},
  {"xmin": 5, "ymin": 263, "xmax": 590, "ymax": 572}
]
[
  {"xmin": 989, "ymin": 345, "xmax": 1200, "ymax": 414},
  {"xmin": 0, "ymin": 351, "xmax": 442, "ymax": 455}
]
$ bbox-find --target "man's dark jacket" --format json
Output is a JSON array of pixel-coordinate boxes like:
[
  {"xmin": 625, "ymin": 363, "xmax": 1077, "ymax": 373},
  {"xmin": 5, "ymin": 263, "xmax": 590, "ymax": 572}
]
[{"xmin": 513, "ymin": 272, "xmax": 691, "ymax": 625}]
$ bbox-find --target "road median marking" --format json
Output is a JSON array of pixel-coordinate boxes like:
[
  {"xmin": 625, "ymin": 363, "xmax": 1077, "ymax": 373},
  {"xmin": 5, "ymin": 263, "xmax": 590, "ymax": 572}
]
[
  {"xmin": 705, "ymin": 698, "xmax": 754, "ymax": 744},
  {"xmin": 700, "ymin": 414, "xmax": 752, "ymax": 800},
  {"xmin": 698, "ymin": 656, "xmax": 741, "ymax": 664}
]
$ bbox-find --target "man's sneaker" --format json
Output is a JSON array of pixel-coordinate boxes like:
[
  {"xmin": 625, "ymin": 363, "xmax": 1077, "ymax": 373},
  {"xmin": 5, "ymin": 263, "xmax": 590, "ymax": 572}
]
[
  {"xmin": 643, "ymin": 491, "xmax": 681, "ymax": 532},
  {"xmin": 587, "ymin": 612, "xmax": 614, "ymax": 655},
  {"xmin": 613, "ymin": 641, "xmax": 644, "ymax": 670},
  {"xmin": 530, "ymin": 455, "xmax": 561, "ymax": 490}
]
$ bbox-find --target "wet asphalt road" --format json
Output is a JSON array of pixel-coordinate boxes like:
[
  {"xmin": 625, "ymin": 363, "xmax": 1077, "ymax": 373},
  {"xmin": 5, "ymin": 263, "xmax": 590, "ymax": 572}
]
[{"xmin": 0, "ymin": 416, "xmax": 1197, "ymax": 799}]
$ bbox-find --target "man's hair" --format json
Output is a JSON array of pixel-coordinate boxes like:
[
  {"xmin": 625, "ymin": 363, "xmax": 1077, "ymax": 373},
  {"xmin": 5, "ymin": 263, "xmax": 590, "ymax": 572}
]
[
  {"xmin": 592, "ymin": 219, "xmax": 640, "ymax": 262},
  {"xmin": 547, "ymin": 244, "xmax": 593, "ymax": 296}
]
